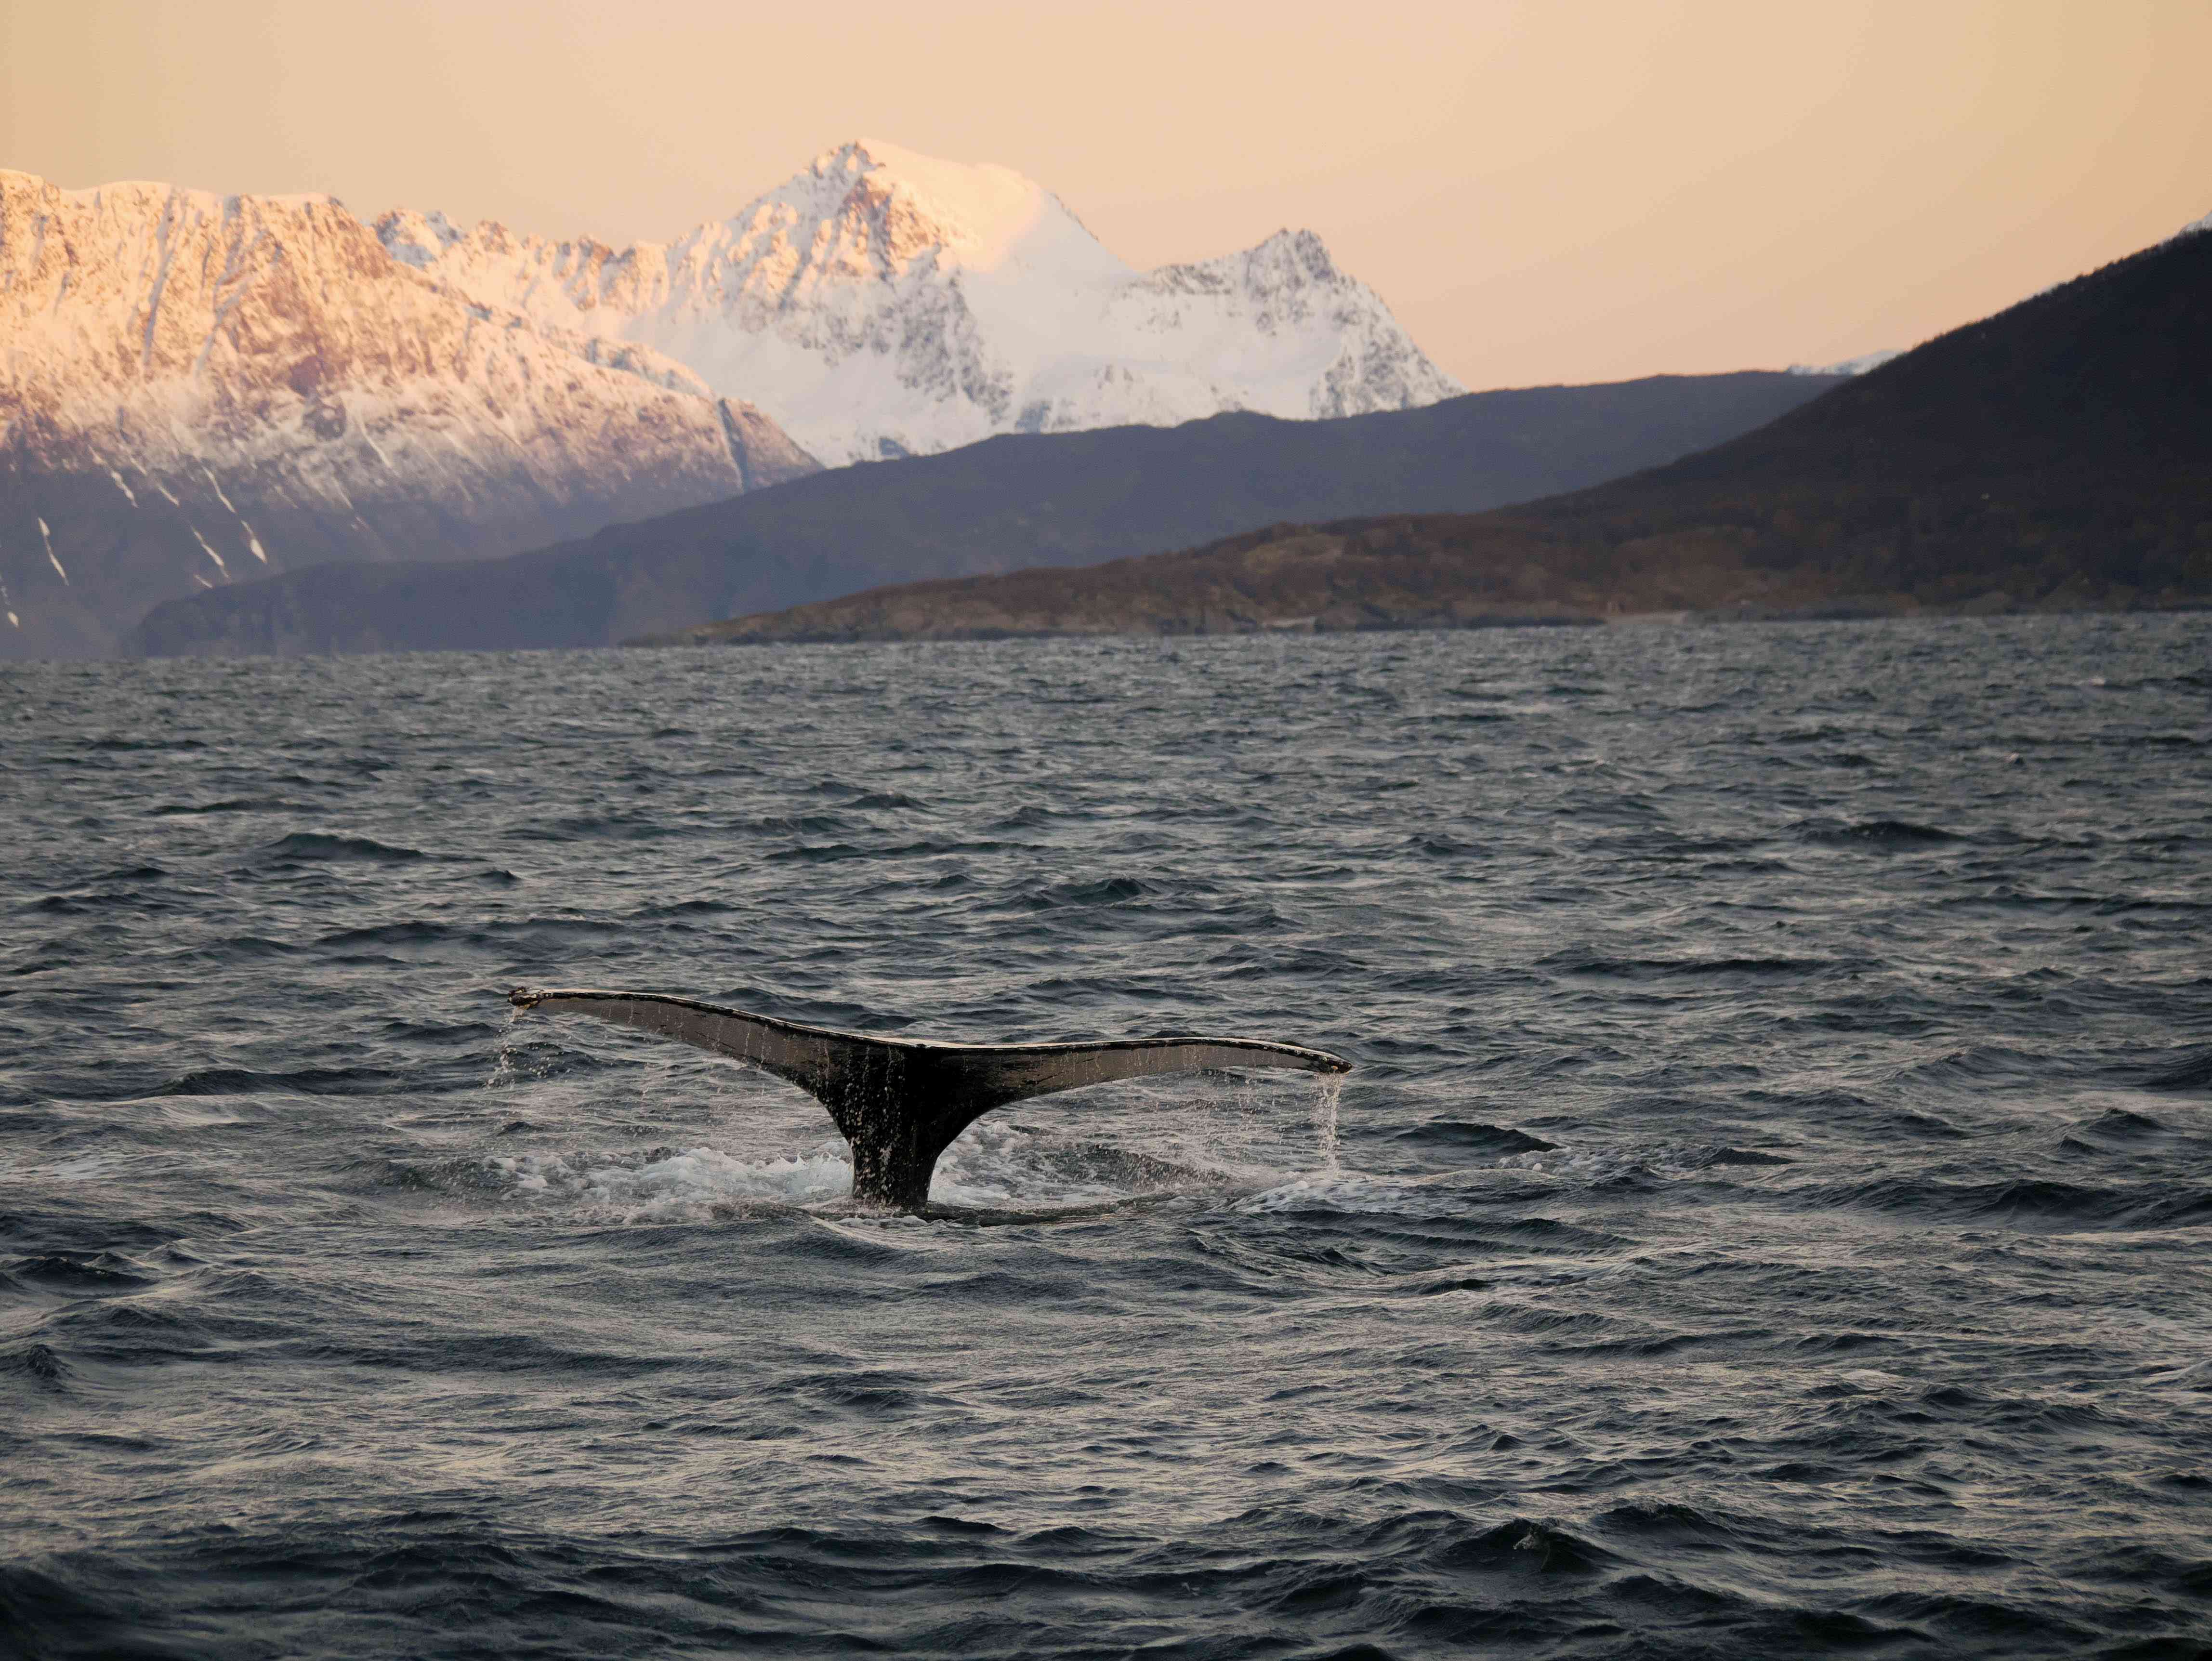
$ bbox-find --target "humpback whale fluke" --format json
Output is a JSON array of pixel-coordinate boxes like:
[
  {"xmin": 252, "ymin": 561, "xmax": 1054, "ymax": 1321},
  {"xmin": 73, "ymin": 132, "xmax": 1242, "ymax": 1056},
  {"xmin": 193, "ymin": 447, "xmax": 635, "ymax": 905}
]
[{"xmin": 507, "ymin": 987, "xmax": 1351, "ymax": 1212}]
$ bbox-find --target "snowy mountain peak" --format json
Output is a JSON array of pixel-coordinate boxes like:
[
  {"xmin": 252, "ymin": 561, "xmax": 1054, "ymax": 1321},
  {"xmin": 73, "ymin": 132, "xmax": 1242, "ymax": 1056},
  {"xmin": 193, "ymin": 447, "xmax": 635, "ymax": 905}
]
[
  {"xmin": 790, "ymin": 139, "xmax": 1110, "ymax": 277},
  {"xmin": 0, "ymin": 167, "xmax": 816, "ymax": 658},
  {"xmin": 1149, "ymin": 227, "xmax": 1339, "ymax": 295},
  {"xmin": 727, "ymin": 138, "xmax": 1130, "ymax": 288},
  {"xmin": 382, "ymin": 140, "xmax": 1462, "ymax": 464}
]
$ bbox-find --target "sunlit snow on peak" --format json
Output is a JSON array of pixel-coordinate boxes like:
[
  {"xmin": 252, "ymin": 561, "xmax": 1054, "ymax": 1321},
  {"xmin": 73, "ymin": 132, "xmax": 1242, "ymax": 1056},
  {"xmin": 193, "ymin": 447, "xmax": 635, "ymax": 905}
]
[
  {"xmin": 775, "ymin": 137, "xmax": 1123, "ymax": 279},
  {"xmin": 367, "ymin": 138, "xmax": 1463, "ymax": 465}
]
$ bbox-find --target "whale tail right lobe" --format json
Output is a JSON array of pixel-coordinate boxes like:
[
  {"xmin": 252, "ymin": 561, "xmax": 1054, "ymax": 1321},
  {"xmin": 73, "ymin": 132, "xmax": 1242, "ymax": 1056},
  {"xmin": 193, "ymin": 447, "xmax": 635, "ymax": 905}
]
[{"xmin": 508, "ymin": 988, "xmax": 1350, "ymax": 1211}]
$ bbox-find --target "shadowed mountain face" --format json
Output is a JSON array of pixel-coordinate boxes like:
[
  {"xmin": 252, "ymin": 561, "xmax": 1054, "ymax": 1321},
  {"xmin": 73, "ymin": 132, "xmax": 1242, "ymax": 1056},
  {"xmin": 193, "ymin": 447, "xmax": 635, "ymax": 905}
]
[
  {"xmin": 128, "ymin": 371, "xmax": 1840, "ymax": 656},
  {"xmin": 694, "ymin": 226, "xmax": 2212, "ymax": 643}
]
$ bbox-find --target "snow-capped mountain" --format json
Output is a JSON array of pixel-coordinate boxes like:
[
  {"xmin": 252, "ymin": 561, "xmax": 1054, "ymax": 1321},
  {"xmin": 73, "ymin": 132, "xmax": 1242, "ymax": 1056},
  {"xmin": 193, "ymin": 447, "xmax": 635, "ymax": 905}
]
[
  {"xmin": 1, "ymin": 141, "xmax": 1458, "ymax": 658},
  {"xmin": 0, "ymin": 170, "xmax": 817, "ymax": 658},
  {"xmin": 377, "ymin": 140, "xmax": 1464, "ymax": 466}
]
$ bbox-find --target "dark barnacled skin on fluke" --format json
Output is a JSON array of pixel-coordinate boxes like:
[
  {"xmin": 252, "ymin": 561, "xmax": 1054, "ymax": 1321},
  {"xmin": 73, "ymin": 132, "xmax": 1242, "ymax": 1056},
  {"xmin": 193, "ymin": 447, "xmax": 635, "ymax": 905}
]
[{"xmin": 508, "ymin": 987, "xmax": 1350, "ymax": 1212}]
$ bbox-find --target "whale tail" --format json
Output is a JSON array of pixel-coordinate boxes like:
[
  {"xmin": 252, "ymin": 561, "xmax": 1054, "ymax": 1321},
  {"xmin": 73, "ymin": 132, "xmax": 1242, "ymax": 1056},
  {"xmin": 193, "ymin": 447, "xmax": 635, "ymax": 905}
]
[{"xmin": 507, "ymin": 987, "xmax": 1351, "ymax": 1211}]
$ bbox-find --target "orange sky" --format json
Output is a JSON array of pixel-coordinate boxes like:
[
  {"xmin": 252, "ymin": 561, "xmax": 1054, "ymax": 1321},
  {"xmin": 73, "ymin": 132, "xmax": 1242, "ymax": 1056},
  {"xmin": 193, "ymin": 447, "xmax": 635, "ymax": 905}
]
[{"xmin": 5, "ymin": 0, "xmax": 2209, "ymax": 388}]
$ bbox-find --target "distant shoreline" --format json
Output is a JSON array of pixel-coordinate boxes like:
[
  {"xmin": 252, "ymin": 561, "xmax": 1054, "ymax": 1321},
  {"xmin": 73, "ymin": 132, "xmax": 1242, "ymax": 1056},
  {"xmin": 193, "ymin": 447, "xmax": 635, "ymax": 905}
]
[{"xmin": 629, "ymin": 594, "xmax": 2212, "ymax": 649}]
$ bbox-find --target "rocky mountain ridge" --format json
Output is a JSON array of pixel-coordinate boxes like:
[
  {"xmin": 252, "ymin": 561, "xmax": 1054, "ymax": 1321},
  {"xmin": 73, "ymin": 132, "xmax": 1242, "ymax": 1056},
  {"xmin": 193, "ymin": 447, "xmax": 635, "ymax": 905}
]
[
  {"xmin": 0, "ymin": 169, "xmax": 817, "ymax": 659},
  {"xmin": 374, "ymin": 139, "xmax": 1465, "ymax": 466},
  {"xmin": 1, "ymin": 140, "xmax": 1466, "ymax": 657}
]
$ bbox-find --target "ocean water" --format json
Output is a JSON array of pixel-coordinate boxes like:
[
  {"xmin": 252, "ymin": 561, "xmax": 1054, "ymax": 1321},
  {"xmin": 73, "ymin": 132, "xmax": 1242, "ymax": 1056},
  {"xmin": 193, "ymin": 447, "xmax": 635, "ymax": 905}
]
[{"xmin": 2, "ymin": 616, "xmax": 2208, "ymax": 1659}]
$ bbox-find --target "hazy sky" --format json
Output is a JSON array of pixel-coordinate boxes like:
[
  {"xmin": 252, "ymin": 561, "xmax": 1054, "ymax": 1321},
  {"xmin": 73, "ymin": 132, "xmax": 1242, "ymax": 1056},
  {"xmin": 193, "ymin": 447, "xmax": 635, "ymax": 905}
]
[{"xmin": 6, "ymin": 0, "xmax": 2209, "ymax": 389}]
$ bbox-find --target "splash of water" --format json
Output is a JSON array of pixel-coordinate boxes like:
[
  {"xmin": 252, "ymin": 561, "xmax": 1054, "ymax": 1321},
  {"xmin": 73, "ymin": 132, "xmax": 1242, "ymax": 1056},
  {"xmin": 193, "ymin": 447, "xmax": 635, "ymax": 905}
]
[
  {"xmin": 491, "ymin": 1144, "xmax": 853, "ymax": 1217},
  {"xmin": 1310, "ymin": 1074, "xmax": 1343, "ymax": 1171},
  {"xmin": 486, "ymin": 1003, "xmax": 527, "ymax": 1090}
]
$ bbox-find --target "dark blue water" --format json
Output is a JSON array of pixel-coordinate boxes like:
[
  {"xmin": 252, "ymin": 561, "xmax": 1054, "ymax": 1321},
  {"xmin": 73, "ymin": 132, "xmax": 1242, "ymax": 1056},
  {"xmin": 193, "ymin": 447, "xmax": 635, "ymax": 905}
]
[{"xmin": 4, "ymin": 616, "xmax": 2209, "ymax": 1660}]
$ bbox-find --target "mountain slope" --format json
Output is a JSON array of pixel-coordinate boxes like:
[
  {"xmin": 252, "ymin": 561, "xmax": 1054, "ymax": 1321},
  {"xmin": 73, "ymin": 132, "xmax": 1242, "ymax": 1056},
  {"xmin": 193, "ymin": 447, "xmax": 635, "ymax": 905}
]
[
  {"xmin": 0, "ymin": 170, "xmax": 819, "ymax": 659},
  {"xmin": 693, "ymin": 220, "xmax": 2212, "ymax": 642},
  {"xmin": 377, "ymin": 139, "xmax": 1464, "ymax": 466},
  {"xmin": 126, "ymin": 370, "xmax": 1842, "ymax": 656}
]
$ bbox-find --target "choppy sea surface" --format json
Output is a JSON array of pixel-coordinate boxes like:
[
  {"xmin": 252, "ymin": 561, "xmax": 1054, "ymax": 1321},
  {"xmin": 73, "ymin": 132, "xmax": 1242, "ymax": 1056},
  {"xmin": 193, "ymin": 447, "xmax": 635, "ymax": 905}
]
[{"xmin": 3, "ymin": 616, "xmax": 2209, "ymax": 1660}]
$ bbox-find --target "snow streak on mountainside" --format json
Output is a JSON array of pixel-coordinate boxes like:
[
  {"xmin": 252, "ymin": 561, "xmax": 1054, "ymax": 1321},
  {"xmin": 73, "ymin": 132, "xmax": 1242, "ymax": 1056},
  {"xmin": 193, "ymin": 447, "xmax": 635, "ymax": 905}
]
[
  {"xmin": 1789, "ymin": 349, "xmax": 1905, "ymax": 377},
  {"xmin": 378, "ymin": 140, "xmax": 1466, "ymax": 466},
  {"xmin": 0, "ymin": 170, "xmax": 817, "ymax": 658}
]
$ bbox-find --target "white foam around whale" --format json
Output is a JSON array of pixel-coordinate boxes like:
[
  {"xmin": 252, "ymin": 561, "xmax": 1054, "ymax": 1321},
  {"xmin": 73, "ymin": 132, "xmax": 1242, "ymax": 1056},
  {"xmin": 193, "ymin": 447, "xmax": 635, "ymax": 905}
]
[
  {"xmin": 491, "ymin": 1145, "xmax": 855, "ymax": 1216},
  {"xmin": 482, "ymin": 1107, "xmax": 1337, "ymax": 1220}
]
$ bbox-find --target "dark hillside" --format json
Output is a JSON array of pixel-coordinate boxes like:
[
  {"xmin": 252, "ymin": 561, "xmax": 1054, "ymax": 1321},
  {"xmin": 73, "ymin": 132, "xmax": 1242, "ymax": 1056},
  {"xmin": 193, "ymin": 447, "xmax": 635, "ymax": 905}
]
[
  {"xmin": 1523, "ymin": 223, "xmax": 2212, "ymax": 610},
  {"xmin": 128, "ymin": 371, "xmax": 1840, "ymax": 656},
  {"xmin": 693, "ymin": 227, "xmax": 2212, "ymax": 643}
]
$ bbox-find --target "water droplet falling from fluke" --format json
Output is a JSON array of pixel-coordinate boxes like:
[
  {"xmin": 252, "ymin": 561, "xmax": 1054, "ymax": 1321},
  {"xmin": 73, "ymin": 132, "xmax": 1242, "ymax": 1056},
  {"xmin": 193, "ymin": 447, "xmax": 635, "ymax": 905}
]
[
  {"xmin": 487, "ymin": 1000, "xmax": 526, "ymax": 1090},
  {"xmin": 1311, "ymin": 1074, "xmax": 1343, "ymax": 1171}
]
